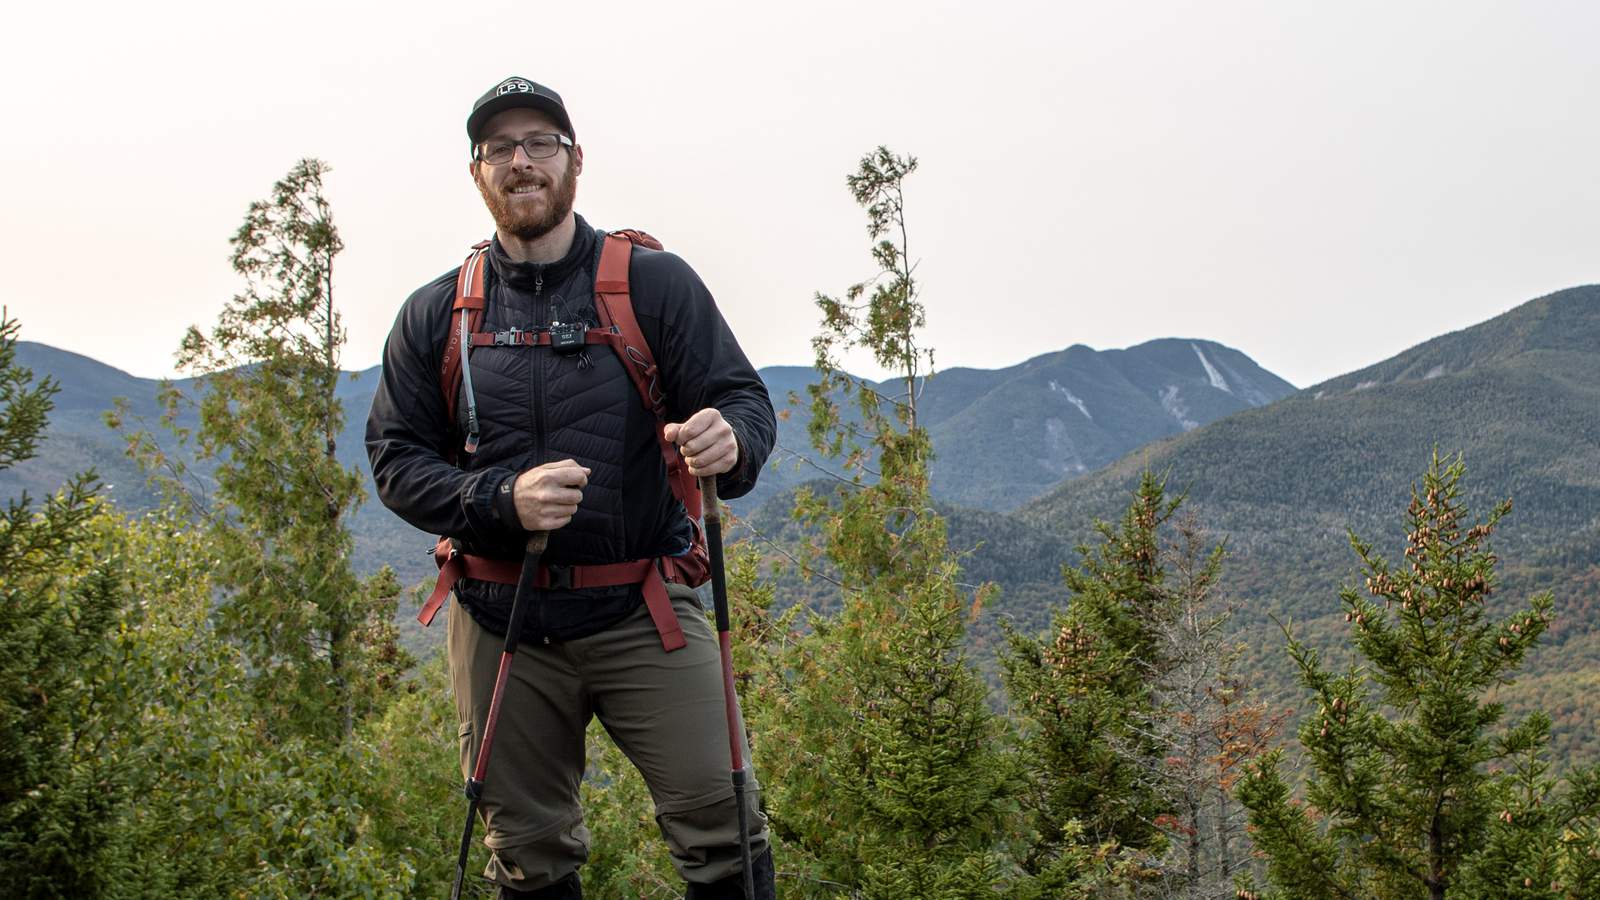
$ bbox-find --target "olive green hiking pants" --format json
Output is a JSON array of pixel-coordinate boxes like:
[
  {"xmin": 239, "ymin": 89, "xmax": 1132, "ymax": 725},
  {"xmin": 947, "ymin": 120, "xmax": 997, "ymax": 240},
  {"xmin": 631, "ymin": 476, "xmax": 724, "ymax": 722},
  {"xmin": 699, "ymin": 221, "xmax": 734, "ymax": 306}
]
[{"xmin": 448, "ymin": 584, "xmax": 769, "ymax": 892}]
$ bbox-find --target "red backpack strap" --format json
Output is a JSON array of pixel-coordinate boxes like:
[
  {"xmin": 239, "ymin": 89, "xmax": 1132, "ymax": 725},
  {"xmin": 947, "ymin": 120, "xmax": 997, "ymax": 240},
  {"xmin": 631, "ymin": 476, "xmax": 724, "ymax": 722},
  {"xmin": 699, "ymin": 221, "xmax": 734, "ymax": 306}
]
[
  {"xmin": 610, "ymin": 228, "xmax": 663, "ymax": 251},
  {"xmin": 439, "ymin": 241, "xmax": 491, "ymax": 460},
  {"xmin": 593, "ymin": 232, "xmax": 703, "ymax": 523}
]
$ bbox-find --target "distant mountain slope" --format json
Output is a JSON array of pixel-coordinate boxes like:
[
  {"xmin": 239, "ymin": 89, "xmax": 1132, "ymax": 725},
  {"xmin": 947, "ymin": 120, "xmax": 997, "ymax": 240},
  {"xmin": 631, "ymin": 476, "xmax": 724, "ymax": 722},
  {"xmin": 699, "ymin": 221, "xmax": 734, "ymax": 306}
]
[
  {"xmin": 748, "ymin": 287, "xmax": 1600, "ymax": 765},
  {"xmin": 2, "ymin": 345, "xmax": 422, "ymax": 580},
  {"xmin": 6, "ymin": 344, "xmax": 188, "ymax": 506},
  {"xmin": 1017, "ymin": 286, "xmax": 1600, "ymax": 596},
  {"xmin": 1011, "ymin": 286, "xmax": 1600, "ymax": 763},
  {"xmin": 923, "ymin": 339, "xmax": 1294, "ymax": 510},
  {"xmin": 757, "ymin": 339, "xmax": 1295, "ymax": 512}
]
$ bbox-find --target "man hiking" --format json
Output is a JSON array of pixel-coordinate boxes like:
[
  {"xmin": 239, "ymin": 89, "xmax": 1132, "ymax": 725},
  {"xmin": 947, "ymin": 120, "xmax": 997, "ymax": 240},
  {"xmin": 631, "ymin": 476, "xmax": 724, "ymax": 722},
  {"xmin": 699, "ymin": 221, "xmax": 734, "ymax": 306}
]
[{"xmin": 366, "ymin": 76, "xmax": 777, "ymax": 899}]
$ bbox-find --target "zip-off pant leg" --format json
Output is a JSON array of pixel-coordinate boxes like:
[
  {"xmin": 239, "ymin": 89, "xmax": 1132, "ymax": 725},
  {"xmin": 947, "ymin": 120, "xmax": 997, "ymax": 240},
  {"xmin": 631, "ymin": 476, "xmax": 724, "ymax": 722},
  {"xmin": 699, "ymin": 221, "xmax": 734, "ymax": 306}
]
[
  {"xmin": 449, "ymin": 596, "xmax": 592, "ymax": 891},
  {"xmin": 449, "ymin": 584, "xmax": 769, "ymax": 891},
  {"xmin": 577, "ymin": 585, "xmax": 769, "ymax": 884}
]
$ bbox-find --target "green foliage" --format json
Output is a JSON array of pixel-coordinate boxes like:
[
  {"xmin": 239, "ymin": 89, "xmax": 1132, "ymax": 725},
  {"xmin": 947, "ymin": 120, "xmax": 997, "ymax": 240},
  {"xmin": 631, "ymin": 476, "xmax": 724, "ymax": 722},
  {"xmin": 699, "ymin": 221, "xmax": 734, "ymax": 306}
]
[
  {"xmin": 580, "ymin": 720, "xmax": 681, "ymax": 899},
  {"xmin": 765, "ymin": 147, "xmax": 1015, "ymax": 897},
  {"xmin": 1002, "ymin": 474, "xmax": 1286, "ymax": 897},
  {"xmin": 1453, "ymin": 715, "xmax": 1600, "ymax": 898},
  {"xmin": 1, "ymin": 473, "xmax": 415, "ymax": 896},
  {"xmin": 1002, "ymin": 473, "xmax": 1178, "ymax": 862},
  {"xmin": 0, "ymin": 312, "xmax": 127, "ymax": 894},
  {"xmin": 0, "ymin": 314, "xmax": 57, "ymax": 471},
  {"xmin": 1237, "ymin": 453, "xmax": 1600, "ymax": 899},
  {"xmin": 0, "ymin": 509, "xmax": 124, "ymax": 890},
  {"xmin": 112, "ymin": 520, "xmax": 418, "ymax": 897},
  {"xmin": 116, "ymin": 159, "xmax": 408, "ymax": 742},
  {"xmin": 0, "ymin": 164, "xmax": 430, "ymax": 897},
  {"xmin": 354, "ymin": 654, "xmax": 478, "ymax": 895}
]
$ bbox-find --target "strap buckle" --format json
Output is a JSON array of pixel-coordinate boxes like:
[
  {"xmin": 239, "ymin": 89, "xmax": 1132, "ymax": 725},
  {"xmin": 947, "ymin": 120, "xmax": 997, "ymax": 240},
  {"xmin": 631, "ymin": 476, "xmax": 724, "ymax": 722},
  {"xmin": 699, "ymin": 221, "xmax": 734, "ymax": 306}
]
[{"xmin": 545, "ymin": 564, "xmax": 573, "ymax": 590}]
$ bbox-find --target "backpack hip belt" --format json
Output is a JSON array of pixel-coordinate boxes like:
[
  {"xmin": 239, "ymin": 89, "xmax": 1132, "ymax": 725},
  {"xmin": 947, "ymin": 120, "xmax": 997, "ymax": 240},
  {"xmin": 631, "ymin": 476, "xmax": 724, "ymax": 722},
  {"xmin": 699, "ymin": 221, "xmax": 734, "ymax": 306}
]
[
  {"xmin": 420, "ymin": 536, "xmax": 707, "ymax": 652},
  {"xmin": 428, "ymin": 229, "xmax": 711, "ymax": 653}
]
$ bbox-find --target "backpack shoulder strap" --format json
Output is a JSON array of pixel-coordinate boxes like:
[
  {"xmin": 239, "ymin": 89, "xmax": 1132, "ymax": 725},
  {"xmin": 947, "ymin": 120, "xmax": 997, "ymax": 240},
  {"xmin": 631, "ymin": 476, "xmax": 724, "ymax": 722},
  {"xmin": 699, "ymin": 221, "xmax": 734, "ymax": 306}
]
[
  {"xmin": 593, "ymin": 231, "xmax": 702, "ymax": 522},
  {"xmin": 594, "ymin": 233, "xmax": 662, "ymax": 411},
  {"xmin": 440, "ymin": 240, "xmax": 491, "ymax": 460}
]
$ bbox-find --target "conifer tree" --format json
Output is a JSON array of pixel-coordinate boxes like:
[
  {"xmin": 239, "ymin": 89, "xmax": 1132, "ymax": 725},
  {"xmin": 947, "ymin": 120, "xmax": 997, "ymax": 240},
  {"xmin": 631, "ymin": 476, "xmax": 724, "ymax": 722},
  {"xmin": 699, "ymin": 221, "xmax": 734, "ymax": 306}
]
[
  {"xmin": 120, "ymin": 159, "xmax": 405, "ymax": 741},
  {"xmin": 5, "ymin": 306, "xmax": 414, "ymax": 895},
  {"xmin": 1003, "ymin": 474, "xmax": 1280, "ymax": 898},
  {"xmin": 762, "ymin": 147, "xmax": 1014, "ymax": 898},
  {"xmin": 1002, "ymin": 472, "xmax": 1180, "ymax": 868},
  {"xmin": 1236, "ymin": 453, "xmax": 1600, "ymax": 899},
  {"xmin": 0, "ymin": 313, "xmax": 126, "ymax": 895},
  {"xmin": 97, "ymin": 506, "xmax": 411, "ymax": 898},
  {"xmin": 1142, "ymin": 512, "xmax": 1282, "ymax": 898}
]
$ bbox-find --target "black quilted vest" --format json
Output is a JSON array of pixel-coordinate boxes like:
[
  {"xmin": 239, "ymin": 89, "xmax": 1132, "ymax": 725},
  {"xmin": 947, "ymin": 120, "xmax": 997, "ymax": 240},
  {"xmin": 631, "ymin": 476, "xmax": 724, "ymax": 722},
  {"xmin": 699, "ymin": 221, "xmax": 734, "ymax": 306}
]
[{"xmin": 450, "ymin": 223, "xmax": 691, "ymax": 638}]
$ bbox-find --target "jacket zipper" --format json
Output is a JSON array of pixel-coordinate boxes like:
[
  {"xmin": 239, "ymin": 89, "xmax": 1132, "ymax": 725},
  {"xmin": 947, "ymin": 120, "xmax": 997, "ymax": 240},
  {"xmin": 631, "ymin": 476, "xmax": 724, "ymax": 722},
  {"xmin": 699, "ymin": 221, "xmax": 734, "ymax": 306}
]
[
  {"xmin": 528, "ymin": 271, "xmax": 552, "ymax": 644},
  {"xmin": 531, "ymin": 271, "xmax": 546, "ymax": 464}
]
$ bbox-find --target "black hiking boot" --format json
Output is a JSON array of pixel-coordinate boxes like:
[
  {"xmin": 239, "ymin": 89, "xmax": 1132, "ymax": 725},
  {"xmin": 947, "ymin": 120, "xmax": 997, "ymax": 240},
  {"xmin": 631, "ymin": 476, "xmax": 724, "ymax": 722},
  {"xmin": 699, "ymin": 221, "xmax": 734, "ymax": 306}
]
[
  {"xmin": 683, "ymin": 848, "xmax": 775, "ymax": 900},
  {"xmin": 498, "ymin": 871, "xmax": 581, "ymax": 899}
]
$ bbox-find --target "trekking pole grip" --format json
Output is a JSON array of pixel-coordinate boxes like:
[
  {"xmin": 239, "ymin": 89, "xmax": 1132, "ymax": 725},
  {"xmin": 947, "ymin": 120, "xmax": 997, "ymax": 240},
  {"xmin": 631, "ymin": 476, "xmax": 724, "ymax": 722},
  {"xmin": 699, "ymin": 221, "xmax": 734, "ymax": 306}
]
[
  {"xmin": 700, "ymin": 477, "xmax": 728, "ymax": 634},
  {"xmin": 701, "ymin": 476, "xmax": 720, "ymax": 525},
  {"xmin": 526, "ymin": 530, "xmax": 549, "ymax": 557}
]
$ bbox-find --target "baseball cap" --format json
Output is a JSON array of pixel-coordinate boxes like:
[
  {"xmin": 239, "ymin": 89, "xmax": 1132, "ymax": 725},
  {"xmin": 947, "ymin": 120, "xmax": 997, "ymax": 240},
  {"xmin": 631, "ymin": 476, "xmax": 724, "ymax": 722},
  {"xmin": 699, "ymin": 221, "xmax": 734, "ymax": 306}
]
[{"xmin": 467, "ymin": 76, "xmax": 575, "ymax": 144}]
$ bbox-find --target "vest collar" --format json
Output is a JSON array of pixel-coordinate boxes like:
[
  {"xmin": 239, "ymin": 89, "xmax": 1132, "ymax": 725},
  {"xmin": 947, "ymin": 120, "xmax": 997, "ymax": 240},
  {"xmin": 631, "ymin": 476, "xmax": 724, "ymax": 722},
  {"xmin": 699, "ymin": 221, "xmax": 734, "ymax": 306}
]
[{"xmin": 487, "ymin": 214, "xmax": 595, "ymax": 291}]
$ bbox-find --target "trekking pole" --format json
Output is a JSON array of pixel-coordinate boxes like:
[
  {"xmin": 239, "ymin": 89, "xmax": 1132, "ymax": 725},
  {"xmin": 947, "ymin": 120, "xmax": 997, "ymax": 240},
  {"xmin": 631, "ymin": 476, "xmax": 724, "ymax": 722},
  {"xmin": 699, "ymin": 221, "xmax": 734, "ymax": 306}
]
[
  {"xmin": 700, "ymin": 477, "xmax": 757, "ymax": 899},
  {"xmin": 451, "ymin": 530, "xmax": 549, "ymax": 900}
]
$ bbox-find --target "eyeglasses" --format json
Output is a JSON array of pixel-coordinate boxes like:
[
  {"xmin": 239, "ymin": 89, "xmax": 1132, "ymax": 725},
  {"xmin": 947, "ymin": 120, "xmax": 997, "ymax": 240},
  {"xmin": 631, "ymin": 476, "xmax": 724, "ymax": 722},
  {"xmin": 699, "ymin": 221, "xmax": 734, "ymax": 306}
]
[{"xmin": 474, "ymin": 133, "xmax": 574, "ymax": 164}]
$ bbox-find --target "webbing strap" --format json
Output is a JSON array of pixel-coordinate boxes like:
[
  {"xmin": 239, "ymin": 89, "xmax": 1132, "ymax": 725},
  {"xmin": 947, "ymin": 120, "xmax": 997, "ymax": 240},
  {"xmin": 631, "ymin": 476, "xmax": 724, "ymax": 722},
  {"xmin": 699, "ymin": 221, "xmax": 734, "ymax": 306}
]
[
  {"xmin": 421, "ymin": 540, "xmax": 690, "ymax": 652},
  {"xmin": 441, "ymin": 245, "xmax": 490, "ymax": 459},
  {"xmin": 593, "ymin": 234, "xmax": 703, "ymax": 523},
  {"xmin": 593, "ymin": 236, "xmax": 658, "ymax": 408},
  {"xmin": 466, "ymin": 330, "xmax": 620, "ymax": 348},
  {"xmin": 641, "ymin": 565, "xmax": 687, "ymax": 652}
]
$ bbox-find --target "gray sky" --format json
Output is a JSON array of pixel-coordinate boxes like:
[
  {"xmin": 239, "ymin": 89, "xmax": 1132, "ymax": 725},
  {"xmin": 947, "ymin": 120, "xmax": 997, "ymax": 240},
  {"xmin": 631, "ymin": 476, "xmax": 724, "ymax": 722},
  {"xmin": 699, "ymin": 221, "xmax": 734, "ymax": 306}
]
[{"xmin": 4, "ymin": 0, "xmax": 1596, "ymax": 390}]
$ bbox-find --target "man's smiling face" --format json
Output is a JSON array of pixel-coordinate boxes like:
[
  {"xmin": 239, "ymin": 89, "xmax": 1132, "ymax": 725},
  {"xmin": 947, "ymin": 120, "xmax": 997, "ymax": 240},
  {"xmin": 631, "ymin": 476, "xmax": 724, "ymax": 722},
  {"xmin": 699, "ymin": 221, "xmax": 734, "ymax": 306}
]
[{"xmin": 471, "ymin": 107, "xmax": 583, "ymax": 242}]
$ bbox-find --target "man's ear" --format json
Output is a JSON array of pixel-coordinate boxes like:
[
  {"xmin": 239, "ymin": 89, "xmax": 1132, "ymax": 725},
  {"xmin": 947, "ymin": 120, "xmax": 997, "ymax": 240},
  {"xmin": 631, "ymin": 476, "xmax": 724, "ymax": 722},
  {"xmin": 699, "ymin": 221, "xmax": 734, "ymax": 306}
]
[
  {"xmin": 468, "ymin": 159, "xmax": 479, "ymax": 179},
  {"xmin": 572, "ymin": 144, "xmax": 584, "ymax": 176}
]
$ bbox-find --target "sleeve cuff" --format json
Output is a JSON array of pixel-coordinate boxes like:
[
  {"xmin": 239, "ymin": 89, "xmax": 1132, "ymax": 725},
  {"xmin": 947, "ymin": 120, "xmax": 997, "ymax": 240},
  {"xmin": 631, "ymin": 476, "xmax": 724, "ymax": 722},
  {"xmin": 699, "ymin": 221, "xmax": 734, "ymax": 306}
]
[
  {"xmin": 463, "ymin": 466, "xmax": 519, "ymax": 540},
  {"xmin": 715, "ymin": 420, "xmax": 755, "ymax": 499},
  {"xmin": 494, "ymin": 472, "xmax": 521, "ymax": 530}
]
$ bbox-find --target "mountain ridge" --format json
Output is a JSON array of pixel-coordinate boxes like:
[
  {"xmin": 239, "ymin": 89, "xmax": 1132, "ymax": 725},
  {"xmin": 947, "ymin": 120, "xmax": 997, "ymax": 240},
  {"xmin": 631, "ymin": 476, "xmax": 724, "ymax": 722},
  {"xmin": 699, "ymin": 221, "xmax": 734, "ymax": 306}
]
[{"xmin": 1011, "ymin": 285, "xmax": 1600, "ymax": 692}]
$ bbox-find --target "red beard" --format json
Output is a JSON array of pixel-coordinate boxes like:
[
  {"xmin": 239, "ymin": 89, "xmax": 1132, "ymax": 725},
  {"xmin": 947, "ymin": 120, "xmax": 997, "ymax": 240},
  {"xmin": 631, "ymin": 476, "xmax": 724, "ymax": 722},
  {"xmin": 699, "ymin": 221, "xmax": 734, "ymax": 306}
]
[{"xmin": 475, "ymin": 154, "xmax": 579, "ymax": 242}]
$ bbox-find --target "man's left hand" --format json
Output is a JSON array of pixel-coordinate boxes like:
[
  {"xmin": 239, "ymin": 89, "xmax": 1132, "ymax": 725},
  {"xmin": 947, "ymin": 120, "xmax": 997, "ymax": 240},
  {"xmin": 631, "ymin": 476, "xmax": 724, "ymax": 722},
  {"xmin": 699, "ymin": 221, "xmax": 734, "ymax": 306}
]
[{"xmin": 663, "ymin": 408, "xmax": 738, "ymax": 478}]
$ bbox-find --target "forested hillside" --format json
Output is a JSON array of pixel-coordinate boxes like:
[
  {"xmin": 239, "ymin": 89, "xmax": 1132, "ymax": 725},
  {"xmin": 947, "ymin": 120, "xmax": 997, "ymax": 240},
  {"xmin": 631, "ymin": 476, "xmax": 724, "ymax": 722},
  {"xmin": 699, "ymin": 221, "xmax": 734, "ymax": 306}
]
[{"xmin": 1013, "ymin": 286, "xmax": 1600, "ymax": 764}]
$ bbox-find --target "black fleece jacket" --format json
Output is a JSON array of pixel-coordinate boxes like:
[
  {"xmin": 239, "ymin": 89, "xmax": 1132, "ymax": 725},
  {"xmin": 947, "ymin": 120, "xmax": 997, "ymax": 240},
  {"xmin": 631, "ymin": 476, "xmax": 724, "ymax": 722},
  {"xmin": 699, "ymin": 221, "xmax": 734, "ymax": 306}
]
[{"xmin": 366, "ymin": 216, "xmax": 775, "ymax": 642}]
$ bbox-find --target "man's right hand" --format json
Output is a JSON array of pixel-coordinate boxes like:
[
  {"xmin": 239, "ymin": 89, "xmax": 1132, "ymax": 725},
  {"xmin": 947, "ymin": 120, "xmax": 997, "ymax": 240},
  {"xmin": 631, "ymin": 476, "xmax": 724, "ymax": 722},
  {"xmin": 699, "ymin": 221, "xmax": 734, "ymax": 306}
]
[{"xmin": 512, "ymin": 459, "xmax": 590, "ymax": 531}]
